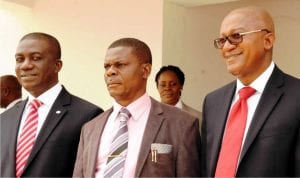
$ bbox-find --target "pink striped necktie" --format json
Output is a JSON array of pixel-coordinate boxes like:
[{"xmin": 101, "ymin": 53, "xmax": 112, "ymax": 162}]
[
  {"xmin": 215, "ymin": 87, "xmax": 256, "ymax": 178},
  {"xmin": 16, "ymin": 99, "xmax": 42, "ymax": 178}
]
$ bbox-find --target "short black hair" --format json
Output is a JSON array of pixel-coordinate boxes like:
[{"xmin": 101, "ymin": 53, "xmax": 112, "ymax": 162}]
[
  {"xmin": 0, "ymin": 75, "xmax": 22, "ymax": 96},
  {"xmin": 20, "ymin": 32, "xmax": 61, "ymax": 59},
  {"xmin": 155, "ymin": 65, "xmax": 185, "ymax": 87},
  {"xmin": 108, "ymin": 38, "xmax": 152, "ymax": 64}
]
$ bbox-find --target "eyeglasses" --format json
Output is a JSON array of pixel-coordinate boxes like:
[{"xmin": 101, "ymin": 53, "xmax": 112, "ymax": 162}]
[{"xmin": 213, "ymin": 29, "xmax": 271, "ymax": 49}]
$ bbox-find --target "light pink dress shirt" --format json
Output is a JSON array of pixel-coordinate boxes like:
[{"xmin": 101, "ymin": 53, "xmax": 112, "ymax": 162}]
[{"xmin": 95, "ymin": 93, "xmax": 151, "ymax": 178}]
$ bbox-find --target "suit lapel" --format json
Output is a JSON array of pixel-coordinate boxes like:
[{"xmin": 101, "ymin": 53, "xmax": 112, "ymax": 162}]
[
  {"xmin": 24, "ymin": 88, "xmax": 70, "ymax": 169},
  {"xmin": 208, "ymin": 83, "xmax": 236, "ymax": 176},
  {"xmin": 182, "ymin": 102, "xmax": 192, "ymax": 114},
  {"xmin": 86, "ymin": 109, "xmax": 112, "ymax": 176},
  {"xmin": 10, "ymin": 100, "xmax": 27, "ymax": 147},
  {"xmin": 181, "ymin": 102, "xmax": 188, "ymax": 112},
  {"xmin": 135, "ymin": 98, "xmax": 164, "ymax": 177},
  {"xmin": 5, "ymin": 100, "xmax": 27, "ymax": 176},
  {"xmin": 240, "ymin": 67, "xmax": 284, "ymax": 162}
]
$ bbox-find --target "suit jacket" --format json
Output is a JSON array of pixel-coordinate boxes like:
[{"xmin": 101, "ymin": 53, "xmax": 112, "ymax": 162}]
[
  {"xmin": 182, "ymin": 101, "xmax": 202, "ymax": 131},
  {"xmin": 73, "ymin": 97, "xmax": 201, "ymax": 177},
  {"xmin": 201, "ymin": 66, "xmax": 300, "ymax": 177},
  {"xmin": 0, "ymin": 87, "xmax": 103, "ymax": 177}
]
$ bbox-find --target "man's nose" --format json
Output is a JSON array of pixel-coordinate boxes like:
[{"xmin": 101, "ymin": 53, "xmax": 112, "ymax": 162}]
[
  {"xmin": 19, "ymin": 58, "xmax": 34, "ymax": 70},
  {"xmin": 106, "ymin": 66, "xmax": 117, "ymax": 76}
]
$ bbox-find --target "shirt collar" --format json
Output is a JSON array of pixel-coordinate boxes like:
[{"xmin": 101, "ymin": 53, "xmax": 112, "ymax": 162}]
[
  {"xmin": 174, "ymin": 99, "xmax": 183, "ymax": 109},
  {"xmin": 27, "ymin": 83, "xmax": 62, "ymax": 107},
  {"xmin": 112, "ymin": 93, "xmax": 151, "ymax": 121},
  {"xmin": 236, "ymin": 61, "xmax": 275, "ymax": 94},
  {"xmin": 6, "ymin": 98, "xmax": 22, "ymax": 110}
]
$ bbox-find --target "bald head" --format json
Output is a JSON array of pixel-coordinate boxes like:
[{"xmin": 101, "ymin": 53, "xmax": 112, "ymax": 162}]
[
  {"xmin": 218, "ymin": 6, "xmax": 276, "ymax": 85},
  {"xmin": 0, "ymin": 75, "xmax": 22, "ymax": 108},
  {"xmin": 222, "ymin": 6, "xmax": 275, "ymax": 34}
]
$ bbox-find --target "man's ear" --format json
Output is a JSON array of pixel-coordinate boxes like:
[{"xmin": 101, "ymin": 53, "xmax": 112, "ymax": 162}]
[
  {"xmin": 2, "ymin": 87, "xmax": 10, "ymax": 96},
  {"xmin": 142, "ymin": 63, "xmax": 152, "ymax": 79},
  {"xmin": 55, "ymin": 60, "xmax": 63, "ymax": 73},
  {"xmin": 264, "ymin": 32, "xmax": 275, "ymax": 50}
]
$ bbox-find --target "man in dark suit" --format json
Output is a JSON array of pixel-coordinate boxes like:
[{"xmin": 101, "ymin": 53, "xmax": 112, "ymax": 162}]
[
  {"xmin": 73, "ymin": 38, "xmax": 201, "ymax": 177},
  {"xmin": 201, "ymin": 6, "xmax": 300, "ymax": 177},
  {"xmin": 0, "ymin": 32, "xmax": 103, "ymax": 177}
]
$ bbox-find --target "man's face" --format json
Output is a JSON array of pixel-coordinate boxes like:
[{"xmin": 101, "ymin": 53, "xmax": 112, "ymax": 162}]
[
  {"xmin": 157, "ymin": 70, "xmax": 182, "ymax": 106},
  {"xmin": 219, "ymin": 12, "xmax": 270, "ymax": 83},
  {"xmin": 15, "ymin": 38, "xmax": 62, "ymax": 97},
  {"xmin": 104, "ymin": 46, "xmax": 151, "ymax": 106}
]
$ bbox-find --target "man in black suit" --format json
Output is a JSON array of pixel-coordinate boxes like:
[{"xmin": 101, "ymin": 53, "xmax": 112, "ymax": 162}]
[
  {"xmin": 0, "ymin": 32, "xmax": 103, "ymax": 177},
  {"xmin": 201, "ymin": 6, "xmax": 300, "ymax": 177}
]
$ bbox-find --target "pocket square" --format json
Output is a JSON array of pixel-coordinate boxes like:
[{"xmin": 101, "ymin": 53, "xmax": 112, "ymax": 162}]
[{"xmin": 151, "ymin": 143, "xmax": 172, "ymax": 154}]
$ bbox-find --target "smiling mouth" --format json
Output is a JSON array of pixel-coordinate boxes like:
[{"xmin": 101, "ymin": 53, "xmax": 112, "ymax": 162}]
[
  {"xmin": 21, "ymin": 74, "xmax": 38, "ymax": 80},
  {"xmin": 107, "ymin": 83, "xmax": 120, "ymax": 87},
  {"xmin": 225, "ymin": 53, "xmax": 241, "ymax": 59}
]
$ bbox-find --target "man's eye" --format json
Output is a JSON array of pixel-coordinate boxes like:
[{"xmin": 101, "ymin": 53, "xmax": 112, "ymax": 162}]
[
  {"xmin": 217, "ymin": 38, "xmax": 226, "ymax": 43},
  {"xmin": 104, "ymin": 64, "xmax": 110, "ymax": 70},
  {"xmin": 16, "ymin": 57, "xmax": 24, "ymax": 63},
  {"xmin": 116, "ymin": 63, "xmax": 126, "ymax": 68},
  {"xmin": 32, "ymin": 56, "xmax": 42, "ymax": 61},
  {"xmin": 229, "ymin": 33, "xmax": 241, "ymax": 40}
]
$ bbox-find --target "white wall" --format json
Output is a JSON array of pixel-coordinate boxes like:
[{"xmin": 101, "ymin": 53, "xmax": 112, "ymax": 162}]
[
  {"xmin": 0, "ymin": 0, "xmax": 163, "ymax": 111},
  {"xmin": 2, "ymin": 0, "xmax": 299, "ymax": 113},
  {"xmin": 163, "ymin": 0, "xmax": 300, "ymax": 112}
]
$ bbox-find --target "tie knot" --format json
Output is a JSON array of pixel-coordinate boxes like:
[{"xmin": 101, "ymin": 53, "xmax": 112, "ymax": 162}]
[
  {"xmin": 239, "ymin": 87, "xmax": 256, "ymax": 100},
  {"xmin": 30, "ymin": 99, "xmax": 42, "ymax": 110},
  {"xmin": 119, "ymin": 107, "xmax": 131, "ymax": 123}
]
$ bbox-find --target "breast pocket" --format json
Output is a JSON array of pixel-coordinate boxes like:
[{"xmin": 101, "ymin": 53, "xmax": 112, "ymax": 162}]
[
  {"xmin": 145, "ymin": 151, "xmax": 175, "ymax": 177},
  {"xmin": 257, "ymin": 125, "xmax": 293, "ymax": 139}
]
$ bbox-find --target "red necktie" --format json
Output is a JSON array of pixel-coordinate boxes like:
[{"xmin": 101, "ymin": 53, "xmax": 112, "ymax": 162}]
[
  {"xmin": 215, "ymin": 87, "xmax": 256, "ymax": 178},
  {"xmin": 16, "ymin": 99, "xmax": 42, "ymax": 178}
]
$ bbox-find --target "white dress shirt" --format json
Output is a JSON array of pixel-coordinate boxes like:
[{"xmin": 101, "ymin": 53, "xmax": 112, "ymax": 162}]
[
  {"xmin": 95, "ymin": 93, "xmax": 151, "ymax": 178},
  {"xmin": 232, "ymin": 62, "xmax": 275, "ymax": 147},
  {"xmin": 174, "ymin": 99, "xmax": 183, "ymax": 109},
  {"xmin": 226, "ymin": 61, "xmax": 275, "ymax": 168},
  {"xmin": 17, "ymin": 84, "xmax": 62, "ymax": 140}
]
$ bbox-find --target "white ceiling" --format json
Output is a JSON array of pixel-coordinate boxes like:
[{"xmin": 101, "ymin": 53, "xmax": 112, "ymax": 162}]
[
  {"xmin": 165, "ymin": 0, "xmax": 240, "ymax": 7},
  {"xmin": 3, "ymin": 0, "xmax": 240, "ymax": 8},
  {"xmin": 3, "ymin": 0, "xmax": 37, "ymax": 8}
]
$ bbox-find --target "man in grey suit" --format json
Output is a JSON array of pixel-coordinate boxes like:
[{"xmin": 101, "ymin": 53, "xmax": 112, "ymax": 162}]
[
  {"xmin": 73, "ymin": 38, "xmax": 201, "ymax": 177},
  {"xmin": 201, "ymin": 6, "xmax": 300, "ymax": 177},
  {"xmin": 0, "ymin": 32, "xmax": 103, "ymax": 177}
]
